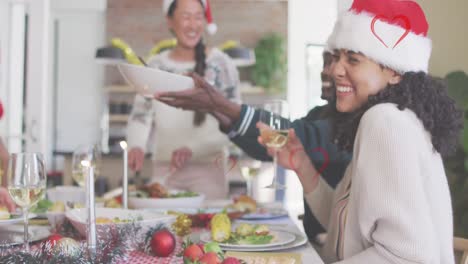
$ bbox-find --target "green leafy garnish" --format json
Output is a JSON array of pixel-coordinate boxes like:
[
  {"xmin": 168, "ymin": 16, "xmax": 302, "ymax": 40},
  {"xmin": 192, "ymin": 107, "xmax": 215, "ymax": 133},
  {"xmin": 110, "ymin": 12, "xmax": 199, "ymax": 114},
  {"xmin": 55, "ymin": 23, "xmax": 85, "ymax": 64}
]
[
  {"xmin": 31, "ymin": 199, "xmax": 53, "ymax": 214},
  {"xmin": 168, "ymin": 191, "xmax": 198, "ymax": 198},
  {"xmin": 225, "ymin": 233, "xmax": 273, "ymax": 245}
]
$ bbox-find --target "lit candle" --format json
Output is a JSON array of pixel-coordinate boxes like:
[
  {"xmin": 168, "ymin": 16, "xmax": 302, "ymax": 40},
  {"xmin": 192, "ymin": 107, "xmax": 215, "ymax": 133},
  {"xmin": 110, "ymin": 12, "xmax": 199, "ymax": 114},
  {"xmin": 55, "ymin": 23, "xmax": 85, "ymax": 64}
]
[
  {"xmin": 120, "ymin": 141, "xmax": 128, "ymax": 209},
  {"xmin": 82, "ymin": 160, "xmax": 96, "ymax": 259}
]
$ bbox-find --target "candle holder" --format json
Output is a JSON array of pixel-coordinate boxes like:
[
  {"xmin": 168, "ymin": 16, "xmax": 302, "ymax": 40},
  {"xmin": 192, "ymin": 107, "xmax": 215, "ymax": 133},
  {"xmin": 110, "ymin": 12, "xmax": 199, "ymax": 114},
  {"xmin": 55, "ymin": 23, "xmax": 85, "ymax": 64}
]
[
  {"xmin": 82, "ymin": 160, "xmax": 97, "ymax": 260},
  {"xmin": 120, "ymin": 141, "xmax": 128, "ymax": 209}
]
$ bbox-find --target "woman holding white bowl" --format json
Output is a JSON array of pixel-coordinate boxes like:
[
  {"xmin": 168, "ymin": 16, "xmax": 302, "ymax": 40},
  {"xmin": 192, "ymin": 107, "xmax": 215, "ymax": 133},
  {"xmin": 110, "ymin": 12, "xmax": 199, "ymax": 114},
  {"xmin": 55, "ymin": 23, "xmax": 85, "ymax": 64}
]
[{"xmin": 126, "ymin": 0, "xmax": 240, "ymax": 199}]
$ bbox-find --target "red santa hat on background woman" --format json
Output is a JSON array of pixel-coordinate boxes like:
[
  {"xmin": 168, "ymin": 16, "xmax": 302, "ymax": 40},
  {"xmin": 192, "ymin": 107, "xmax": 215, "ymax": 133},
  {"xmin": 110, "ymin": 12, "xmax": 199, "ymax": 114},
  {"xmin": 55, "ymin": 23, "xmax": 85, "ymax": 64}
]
[
  {"xmin": 327, "ymin": 0, "xmax": 431, "ymax": 73},
  {"xmin": 163, "ymin": 0, "xmax": 217, "ymax": 35}
]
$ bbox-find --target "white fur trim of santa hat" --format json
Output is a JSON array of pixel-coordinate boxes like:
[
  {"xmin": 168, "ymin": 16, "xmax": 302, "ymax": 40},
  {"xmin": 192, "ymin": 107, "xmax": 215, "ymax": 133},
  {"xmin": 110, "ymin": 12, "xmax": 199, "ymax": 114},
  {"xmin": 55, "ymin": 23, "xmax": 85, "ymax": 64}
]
[{"xmin": 327, "ymin": 8, "xmax": 432, "ymax": 73}]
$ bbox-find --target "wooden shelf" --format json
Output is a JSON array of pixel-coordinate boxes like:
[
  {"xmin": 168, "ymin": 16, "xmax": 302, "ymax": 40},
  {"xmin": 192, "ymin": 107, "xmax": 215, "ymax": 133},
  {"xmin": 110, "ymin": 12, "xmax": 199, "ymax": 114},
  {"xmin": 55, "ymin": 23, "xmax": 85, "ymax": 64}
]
[
  {"xmin": 109, "ymin": 114, "xmax": 129, "ymax": 122},
  {"xmin": 106, "ymin": 85, "xmax": 134, "ymax": 93}
]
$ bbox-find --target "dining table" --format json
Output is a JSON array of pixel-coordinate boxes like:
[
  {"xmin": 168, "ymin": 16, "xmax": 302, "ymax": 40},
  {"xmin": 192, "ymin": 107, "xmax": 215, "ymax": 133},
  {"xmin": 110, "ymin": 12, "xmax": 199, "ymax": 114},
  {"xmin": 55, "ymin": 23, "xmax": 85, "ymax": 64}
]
[{"xmin": 0, "ymin": 200, "xmax": 324, "ymax": 264}]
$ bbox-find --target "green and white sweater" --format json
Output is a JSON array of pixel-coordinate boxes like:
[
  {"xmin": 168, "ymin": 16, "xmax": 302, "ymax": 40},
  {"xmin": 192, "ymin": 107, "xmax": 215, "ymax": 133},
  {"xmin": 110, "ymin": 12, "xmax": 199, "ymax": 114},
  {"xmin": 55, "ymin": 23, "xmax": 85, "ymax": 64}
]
[{"xmin": 306, "ymin": 103, "xmax": 454, "ymax": 263}]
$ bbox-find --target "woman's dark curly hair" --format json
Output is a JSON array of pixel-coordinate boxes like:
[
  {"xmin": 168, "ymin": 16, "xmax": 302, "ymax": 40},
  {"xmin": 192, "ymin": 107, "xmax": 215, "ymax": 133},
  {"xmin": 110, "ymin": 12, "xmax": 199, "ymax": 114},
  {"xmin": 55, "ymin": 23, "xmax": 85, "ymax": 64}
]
[
  {"xmin": 168, "ymin": 0, "xmax": 207, "ymax": 126},
  {"xmin": 332, "ymin": 72, "xmax": 464, "ymax": 157}
]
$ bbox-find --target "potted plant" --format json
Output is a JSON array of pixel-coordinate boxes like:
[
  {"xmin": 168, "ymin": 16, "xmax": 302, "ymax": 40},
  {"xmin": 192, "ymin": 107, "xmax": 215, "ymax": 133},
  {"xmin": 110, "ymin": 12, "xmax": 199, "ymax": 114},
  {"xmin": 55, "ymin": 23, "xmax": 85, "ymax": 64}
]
[
  {"xmin": 250, "ymin": 33, "xmax": 287, "ymax": 94},
  {"xmin": 445, "ymin": 70, "xmax": 468, "ymax": 238}
]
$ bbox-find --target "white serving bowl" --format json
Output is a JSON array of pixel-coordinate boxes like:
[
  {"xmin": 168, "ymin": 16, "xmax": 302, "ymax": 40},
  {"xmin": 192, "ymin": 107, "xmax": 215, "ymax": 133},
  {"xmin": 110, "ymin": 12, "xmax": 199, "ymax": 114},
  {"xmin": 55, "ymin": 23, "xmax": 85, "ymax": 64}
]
[
  {"xmin": 129, "ymin": 193, "xmax": 205, "ymax": 209},
  {"xmin": 47, "ymin": 186, "xmax": 86, "ymax": 204},
  {"xmin": 65, "ymin": 208, "xmax": 175, "ymax": 237},
  {"xmin": 117, "ymin": 62, "xmax": 194, "ymax": 98}
]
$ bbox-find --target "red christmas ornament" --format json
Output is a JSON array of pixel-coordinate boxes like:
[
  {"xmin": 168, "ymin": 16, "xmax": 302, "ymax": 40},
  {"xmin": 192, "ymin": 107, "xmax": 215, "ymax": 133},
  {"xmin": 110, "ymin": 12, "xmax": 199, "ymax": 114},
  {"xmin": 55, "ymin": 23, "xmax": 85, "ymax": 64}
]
[{"xmin": 151, "ymin": 229, "xmax": 176, "ymax": 257}]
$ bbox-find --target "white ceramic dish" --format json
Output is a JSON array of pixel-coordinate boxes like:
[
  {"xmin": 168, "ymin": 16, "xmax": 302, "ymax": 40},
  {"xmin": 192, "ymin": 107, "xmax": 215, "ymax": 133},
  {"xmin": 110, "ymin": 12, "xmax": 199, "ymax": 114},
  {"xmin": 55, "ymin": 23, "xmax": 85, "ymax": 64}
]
[
  {"xmin": 199, "ymin": 230, "xmax": 296, "ymax": 249},
  {"xmin": 0, "ymin": 213, "xmax": 37, "ymax": 226},
  {"xmin": 117, "ymin": 63, "xmax": 194, "ymax": 98},
  {"xmin": 47, "ymin": 186, "xmax": 86, "ymax": 204},
  {"xmin": 65, "ymin": 208, "xmax": 175, "ymax": 237},
  {"xmin": 240, "ymin": 207, "xmax": 289, "ymax": 220},
  {"xmin": 129, "ymin": 193, "xmax": 205, "ymax": 209},
  {"xmin": 0, "ymin": 225, "xmax": 50, "ymax": 247}
]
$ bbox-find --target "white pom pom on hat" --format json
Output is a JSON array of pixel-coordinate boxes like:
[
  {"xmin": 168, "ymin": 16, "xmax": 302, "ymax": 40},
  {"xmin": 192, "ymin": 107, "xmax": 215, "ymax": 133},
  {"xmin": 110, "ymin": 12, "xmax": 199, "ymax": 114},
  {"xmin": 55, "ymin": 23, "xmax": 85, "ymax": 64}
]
[{"xmin": 163, "ymin": 0, "xmax": 217, "ymax": 35}]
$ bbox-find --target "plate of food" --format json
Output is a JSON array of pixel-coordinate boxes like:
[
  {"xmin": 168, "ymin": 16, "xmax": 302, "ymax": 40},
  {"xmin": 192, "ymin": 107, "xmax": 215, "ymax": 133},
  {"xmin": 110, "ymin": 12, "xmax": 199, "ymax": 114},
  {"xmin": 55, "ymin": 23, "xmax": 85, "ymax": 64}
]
[
  {"xmin": 0, "ymin": 206, "xmax": 36, "ymax": 226},
  {"xmin": 239, "ymin": 207, "xmax": 289, "ymax": 220},
  {"xmin": 65, "ymin": 207, "xmax": 175, "ymax": 237},
  {"xmin": 117, "ymin": 62, "xmax": 194, "ymax": 98},
  {"xmin": 0, "ymin": 225, "xmax": 50, "ymax": 247},
  {"xmin": 128, "ymin": 183, "xmax": 205, "ymax": 209},
  {"xmin": 200, "ymin": 223, "xmax": 296, "ymax": 249}
]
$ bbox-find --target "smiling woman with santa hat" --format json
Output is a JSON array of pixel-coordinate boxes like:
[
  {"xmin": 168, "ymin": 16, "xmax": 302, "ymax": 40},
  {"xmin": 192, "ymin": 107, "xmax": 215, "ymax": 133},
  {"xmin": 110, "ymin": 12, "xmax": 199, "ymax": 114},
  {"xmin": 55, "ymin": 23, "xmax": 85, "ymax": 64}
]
[
  {"xmin": 126, "ymin": 0, "xmax": 241, "ymax": 199},
  {"xmin": 255, "ymin": 0, "xmax": 462, "ymax": 262}
]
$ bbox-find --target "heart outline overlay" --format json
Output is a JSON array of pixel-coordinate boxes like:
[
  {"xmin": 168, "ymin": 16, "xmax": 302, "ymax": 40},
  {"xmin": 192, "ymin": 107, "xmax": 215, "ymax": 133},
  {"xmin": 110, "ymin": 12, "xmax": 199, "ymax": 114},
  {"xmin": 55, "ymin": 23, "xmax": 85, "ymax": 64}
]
[
  {"xmin": 214, "ymin": 154, "xmax": 238, "ymax": 176},
  {"xmin": 371, "ymin": 14, "xmax": 411, "ymax": 49},
  {"xmin": 288, "ymin": 147, "xmax": 330, "ymax": 179}
]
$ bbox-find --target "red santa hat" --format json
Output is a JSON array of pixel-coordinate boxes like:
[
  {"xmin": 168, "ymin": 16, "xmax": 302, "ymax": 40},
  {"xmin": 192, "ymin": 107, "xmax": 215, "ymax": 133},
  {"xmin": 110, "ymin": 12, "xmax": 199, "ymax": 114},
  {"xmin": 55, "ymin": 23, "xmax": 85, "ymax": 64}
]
[
  {"xmin": 327, "ymin": 0, "xmax": 431, "ymax": 73},
  {"xmin": 163, "ymin": 0, "xmax": 217, "ymax": 35}
]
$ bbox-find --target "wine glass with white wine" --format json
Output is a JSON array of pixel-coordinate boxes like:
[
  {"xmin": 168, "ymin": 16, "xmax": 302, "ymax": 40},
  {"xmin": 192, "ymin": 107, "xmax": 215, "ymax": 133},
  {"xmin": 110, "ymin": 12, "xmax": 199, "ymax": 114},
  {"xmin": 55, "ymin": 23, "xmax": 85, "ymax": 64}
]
[
  {"xmin": 259, "ymin": 100, "xmax": 290, "ymax": 189},
  {"xmin": 72, "ymin": 145, "xmax": 101, "ymax": 187},
  {"xmin": 7, "ymin": 153, "xmax": 46, "ymax": 252},
  {"xmin": 240, "ymin": 158, "xmax": 262, "ymax": 197}
]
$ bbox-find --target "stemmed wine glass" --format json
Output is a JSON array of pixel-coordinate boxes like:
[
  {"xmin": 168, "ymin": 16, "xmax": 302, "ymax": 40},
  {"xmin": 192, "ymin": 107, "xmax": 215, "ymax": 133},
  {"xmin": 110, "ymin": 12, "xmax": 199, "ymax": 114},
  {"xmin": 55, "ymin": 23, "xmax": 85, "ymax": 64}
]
[
  {"xmin": 239, "ymin": 158, "xmax": 262, "ymax": 197},
  {"xmin": 7, "ymin": 153, "xmax": 47, "ymax": 252},
  {"xmin": 259, "ymin": 100, "xmax": 290, "ymax": 189},
  {"xmin": 72, "ymin": 145, "xmax": 101, "ymax": 187}
]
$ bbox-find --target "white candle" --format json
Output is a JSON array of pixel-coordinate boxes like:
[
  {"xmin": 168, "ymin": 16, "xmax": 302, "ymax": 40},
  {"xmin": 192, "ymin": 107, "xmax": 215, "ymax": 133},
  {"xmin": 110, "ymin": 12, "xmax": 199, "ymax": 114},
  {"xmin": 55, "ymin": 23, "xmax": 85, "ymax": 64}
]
[
  {"xmin": 82, "ymin": 160, "xmax": 96, "ymax": 258},
  {"xmin": 120, "ymin": 141, "xmax": 128, "ymax": 209}
]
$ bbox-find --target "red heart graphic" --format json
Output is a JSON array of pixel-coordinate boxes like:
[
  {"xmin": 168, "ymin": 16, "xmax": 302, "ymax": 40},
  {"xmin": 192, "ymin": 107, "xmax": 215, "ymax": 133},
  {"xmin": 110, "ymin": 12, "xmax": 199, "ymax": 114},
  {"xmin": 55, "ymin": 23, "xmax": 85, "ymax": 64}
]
[
  {"xmin": 214, "ymin": 154, "xmax": 238, "ymax": 176},
  {"xmin": 371, "ymin": 14, "xmax": 411, "ymax": 49},
  {"xmin": 288, "ymin": 147, "xmax": 329, "ymax": 178}
]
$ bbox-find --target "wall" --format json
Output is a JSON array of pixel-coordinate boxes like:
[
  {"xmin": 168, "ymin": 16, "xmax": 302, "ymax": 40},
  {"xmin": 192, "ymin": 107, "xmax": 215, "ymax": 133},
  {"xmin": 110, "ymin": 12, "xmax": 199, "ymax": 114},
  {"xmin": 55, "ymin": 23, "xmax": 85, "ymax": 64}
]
[
  {"xmin": 105, "ymin": 0, "xmax": 288, "ymax": 84},
  {"xmin": 419, "ymin": 0, "xmax": 468, "ymax": 77}
]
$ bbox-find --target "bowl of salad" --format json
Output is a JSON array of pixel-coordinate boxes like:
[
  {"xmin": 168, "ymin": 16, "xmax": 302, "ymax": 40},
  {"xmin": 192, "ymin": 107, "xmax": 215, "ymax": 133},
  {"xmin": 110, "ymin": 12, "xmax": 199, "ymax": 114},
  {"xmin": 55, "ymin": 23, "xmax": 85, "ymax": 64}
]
[
  {"xmin": 65, "ymin": 207, "xmax": 175, "ymax": 237},
  {"xmin": 128, "ymin": 183, "xmax": 205, "ymax": 209}
]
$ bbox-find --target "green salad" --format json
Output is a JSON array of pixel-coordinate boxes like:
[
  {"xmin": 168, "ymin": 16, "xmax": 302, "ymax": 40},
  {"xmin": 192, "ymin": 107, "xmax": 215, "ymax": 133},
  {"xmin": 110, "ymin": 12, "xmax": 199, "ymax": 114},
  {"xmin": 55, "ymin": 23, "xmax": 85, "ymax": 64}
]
[
  {"xmin": 225, "ymin": 233, "xmax": 274, "ymax": 245},
  {"xmin": 31, "ymin": 199, "xmax": 53, "ymax": 214}
]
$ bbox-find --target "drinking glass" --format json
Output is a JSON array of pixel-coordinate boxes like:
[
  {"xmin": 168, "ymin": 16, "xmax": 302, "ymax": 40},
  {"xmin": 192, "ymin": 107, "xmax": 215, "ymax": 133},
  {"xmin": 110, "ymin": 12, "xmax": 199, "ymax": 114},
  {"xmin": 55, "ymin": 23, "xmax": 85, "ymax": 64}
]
[
  {"xmin": 7, "ymin": 153, "xmax": 47, "ymax": 252},
  {"xmin": 72, "ymin": 145, "xmax": 101, "ymax": 187},
  {"xmin": 259, "ymin": 100, "xmax": 290, "ymax": 189},
  {"xmin": 239, "ymin": 158, "xmax": 262, "ymax": 197}
]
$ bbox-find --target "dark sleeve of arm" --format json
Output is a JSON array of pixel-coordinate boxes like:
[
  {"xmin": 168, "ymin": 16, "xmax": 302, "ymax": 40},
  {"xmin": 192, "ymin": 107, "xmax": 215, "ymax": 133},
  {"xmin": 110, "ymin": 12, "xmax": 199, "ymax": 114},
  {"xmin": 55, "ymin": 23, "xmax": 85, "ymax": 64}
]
[{"xmin": 228, "ymin": 105, "xmax": 272, "ymax": 161}]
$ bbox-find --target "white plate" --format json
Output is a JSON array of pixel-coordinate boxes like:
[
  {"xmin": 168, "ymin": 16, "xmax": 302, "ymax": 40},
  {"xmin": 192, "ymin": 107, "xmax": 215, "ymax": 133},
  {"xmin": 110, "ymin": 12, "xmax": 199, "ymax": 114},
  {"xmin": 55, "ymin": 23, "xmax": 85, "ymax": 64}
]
[
  {"xmin": 117, "ymin": 63, "xmax": 194, "ymax": 98},
  {"xmin": 129, "ymin": 193, "xmax": 205, "ymax": 209},
  {"xmin": 0, "ymin": 225, "xmax": 50, "ymax": 247},
  {"xmin": 0, "ymin": 213, "xmax": 37, "ymax": 226},
  {"xmin": 240, "ymin": 208, "xmax": 289, "ymax": 220},
  {"xmin": 65, "ymin": 208, "xmax": 175, "ymax": 237},
  {"xmin": 199, "ymin": 230, "xmax": 296, "ymax": 249}
]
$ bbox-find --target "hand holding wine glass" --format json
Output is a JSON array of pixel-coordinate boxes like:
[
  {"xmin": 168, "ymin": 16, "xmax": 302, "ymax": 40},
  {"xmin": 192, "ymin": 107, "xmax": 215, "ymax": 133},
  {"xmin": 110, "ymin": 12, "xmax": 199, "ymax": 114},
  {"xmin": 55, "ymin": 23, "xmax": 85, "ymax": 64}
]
[
  {"xmin": 7, "ymin": 153, "xmax": 46, "ymax": 252},
  {"xmin": 258, "ymin": 100, "xmax": 290, "ymax": 189}
]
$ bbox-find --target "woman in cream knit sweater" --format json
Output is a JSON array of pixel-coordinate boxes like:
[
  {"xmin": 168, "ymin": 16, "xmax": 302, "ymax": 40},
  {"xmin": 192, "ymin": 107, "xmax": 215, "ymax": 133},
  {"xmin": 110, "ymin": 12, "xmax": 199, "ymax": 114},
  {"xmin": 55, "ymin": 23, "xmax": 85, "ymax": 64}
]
[{"xmin": 258, "ymin": 0, "xmax": 463, "ymax": 262}]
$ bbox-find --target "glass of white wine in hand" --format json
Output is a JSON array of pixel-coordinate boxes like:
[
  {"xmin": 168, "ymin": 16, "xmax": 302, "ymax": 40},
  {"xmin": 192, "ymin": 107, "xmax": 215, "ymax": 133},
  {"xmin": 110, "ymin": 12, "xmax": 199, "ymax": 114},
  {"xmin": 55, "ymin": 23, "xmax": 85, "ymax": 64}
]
[
  {"xmin": 7, "ymin": 153, "xmax": 47, "ymax": 252},
  {"xmin": 72, "ymin": 145, "xmax": 101, "ymax": 187},
  {"xmin": 259, "ymin": 100, "xmax": 290, "ymax": 189}
]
